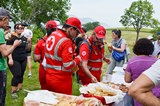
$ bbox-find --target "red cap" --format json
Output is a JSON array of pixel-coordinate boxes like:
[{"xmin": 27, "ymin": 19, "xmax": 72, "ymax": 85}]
[
  {"xmin": 46, "ymin": 20, "xmax": 57, "ymax": 29},
  {"xmin": 94, "ymin": 26, "xmax": 106, "ymax": 39},
  {"xmin": 65, "ymin": 17, "xmax": 84, "ymax": 34}
]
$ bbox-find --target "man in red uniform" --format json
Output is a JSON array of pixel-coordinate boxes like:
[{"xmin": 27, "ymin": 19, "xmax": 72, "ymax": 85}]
[
  {"xmin": 78, "ymin": 26, "xmax": 110, "ymax": 85},
  {"xmin": 33, "ymin": 20, "xmax": 57, "ymax": 89},
  {"xmin": 45, "ymin": 17, "xmax": 83, "ymax": 95}
]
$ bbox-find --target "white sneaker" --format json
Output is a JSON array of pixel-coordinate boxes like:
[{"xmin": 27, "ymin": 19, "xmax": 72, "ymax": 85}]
[
  {"xmin": 28, "ymin": 73, "xmax": 32, "ymax": 78},
  {"xmin": 11, "ymin": 92, "xmax": 18, "ymax": 99}
]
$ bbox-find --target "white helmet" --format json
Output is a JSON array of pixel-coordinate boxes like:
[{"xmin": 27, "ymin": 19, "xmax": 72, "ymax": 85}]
[{"xmin": 21, "ymin": 29, "xmax": 33, "ymax": 38}]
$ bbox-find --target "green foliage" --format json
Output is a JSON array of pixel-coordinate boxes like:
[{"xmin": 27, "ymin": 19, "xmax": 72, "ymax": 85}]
[
  {"xmin": 32, "ymin": 27, "xmax": 44, "ymax": 44},
  {"xmin": 72, "ymin": 74, "xmax": 81, "ymax": 96},
  {"xmin": 0, "ymin": 0, "xmax": 71, "ymax": 28},
  {"xmin": 0, "ymin": 0, "xmax": 71, "ymax": 44},
  {"xmin": 120, "ymin": 0, "xmax": 159, "ymax": 41},
  {"xmin": 150, "ymin": 25, "xmax": 160, "ymax": 39},
  {"xmin": 6, "ymin": 61, "xmax": 40, "ymax": 106},
  {"xmin": 83, "ymin": 21, "xmax": 100, "ymax": 31}
]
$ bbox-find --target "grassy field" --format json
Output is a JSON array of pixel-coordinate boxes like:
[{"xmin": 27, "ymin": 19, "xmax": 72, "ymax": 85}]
[{"xmin": 5, "ymin": 28, "xmax": 152, "ymax": 106}]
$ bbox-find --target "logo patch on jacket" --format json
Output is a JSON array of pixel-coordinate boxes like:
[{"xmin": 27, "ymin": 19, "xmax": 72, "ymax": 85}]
[
  {"xmin": 82, "ymin": 51, "xmax": 86, "ymax": 56},
  {"xmin": 69, "ymin": 47, "xmax": 73, "ymax": 53}
]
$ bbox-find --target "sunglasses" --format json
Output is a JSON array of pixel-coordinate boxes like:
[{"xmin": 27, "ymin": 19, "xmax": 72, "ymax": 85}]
[
  {"xmin": 16, "ymin": 27, "xmax": 24, "ymax": 30},
  {"xmin": 94, "ymin": 33, "xmax": 104, "ymax": 41},
  {"xmin": 73, "ymin": 27, "xmax": 80, "ymax": 35}
]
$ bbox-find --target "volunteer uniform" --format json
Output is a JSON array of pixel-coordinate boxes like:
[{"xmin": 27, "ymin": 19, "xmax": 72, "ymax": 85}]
[
  {"xmin": 34, "ymin": 35, "xmax": 47, "ymax": 89},
  {"xmin": 78, "ymin": 37, "xmax": 104, "ymax": 85},
  {"xmin": 34, "ymin": 20, "xmax": 58, "ymax": 89},
  {"xmin": 45, "ymin": 30, "xmax": 80, "ymax": 95}
]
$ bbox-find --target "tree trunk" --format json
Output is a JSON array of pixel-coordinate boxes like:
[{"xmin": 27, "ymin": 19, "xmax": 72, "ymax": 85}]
[{"xmin": 136, "ymin": 30, "xmax": 140, "ymax": 42}]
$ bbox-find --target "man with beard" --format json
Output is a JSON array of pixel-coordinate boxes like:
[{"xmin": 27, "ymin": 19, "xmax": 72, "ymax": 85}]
[{"xmin": 77, "ymin": 26, "xmax": 110, "ymax": 85}]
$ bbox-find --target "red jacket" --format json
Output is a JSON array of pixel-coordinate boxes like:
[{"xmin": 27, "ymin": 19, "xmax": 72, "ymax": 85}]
[
  {"xmin": 45, "ymin": 29, "xmax": 80, "ymax": 94},
  {"xmin": 78, "ymin": 37, "xmax": 104, "ymax": 84},
  {"xmin": 34, "ymin": 35, "xmax": 47, "ymax": 63},
  {"xmin": 34, "ymin": 35, "xmax": 48, "ymax": 89}
]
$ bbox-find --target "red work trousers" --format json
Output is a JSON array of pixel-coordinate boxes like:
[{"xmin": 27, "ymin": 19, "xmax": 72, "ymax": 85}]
[
  {"xmin": 79, "ymin": 70, "xmax": 102, "ymax": 85},
  {"xmin": 39, "ymin": 63, "xmax": 47, "ymax": 89},
  {"xmin": 46, "ymin": 70, "xmax": 72, "ymax": 95}
]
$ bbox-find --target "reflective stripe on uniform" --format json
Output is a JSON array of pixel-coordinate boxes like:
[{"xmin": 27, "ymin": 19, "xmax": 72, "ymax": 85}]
[
  {"xmin": 46, "ymin": 64, "xmax": 62, "ymax": 70},
  {"xmin": 45, "ymin": 37, "xmax": 68, "ymax": 61},
  {"xmin": 63, "ymin": 61, "xmax": 76, "ymax": 72},
  {"xmin": 45, "ymin": 53, "xmax": 62, "ymax": 61},
  {"xmin": 54, "ymin": 37, "xmax": 68, "ymax": 59},
  {"xmin": 63, "ymin": 61, "xmax": 74, "ymax": 68},
  {"xmin": 88, "ymin": 66, "xmax": 101, "ymax": 71},
  {"xmin": 46, "ymin": 64, "xmax": 72, "ymax": 72},
  {"xmin": 88, "ymin": 59, "xmax": 102, "ymax": 62},
  {"xmin": 45, "ymin": 37, "xmax": 73, "ymax": 72},
  {"xmin": 62, "ymin": 67, "xmax": 72, "ymax": 72}
]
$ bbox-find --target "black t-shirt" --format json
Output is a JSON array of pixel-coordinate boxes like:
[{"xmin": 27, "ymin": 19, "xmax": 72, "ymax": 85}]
[{"xmin": 7, "ymin": 36, "xmax": 27, "ymax": 61}]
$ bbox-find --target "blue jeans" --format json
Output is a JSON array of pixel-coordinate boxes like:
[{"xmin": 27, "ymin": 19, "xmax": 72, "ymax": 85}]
[
  {"xmin": 106, "ymin": 56, "xmax": 124, "ymax": 74},
  {"xmin": 124, "ymin": 93, "xmax": 134, "ymax": 106},
  {"xmin": 0, "ymin": 71, "xmax": 6, "ymax": 106}
]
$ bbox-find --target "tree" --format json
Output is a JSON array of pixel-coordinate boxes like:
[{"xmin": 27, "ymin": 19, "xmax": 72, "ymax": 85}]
[
  {"xmin": 0, "ymin": 0, "xmax": 71, "ymax": 27},
  {"xmin": 150, "ymin": 23, "xmax": 160, "ymax": 40},
  {"xmin": 83, "ymin": 21, "xmax": 100, "ymax": 31},
  {"xmin": 0, "ymin": 0, "xmax": 71, "ymax": 44},
  {"xmin": 120, "ymin": 0, "xmax": 158, "ymax": 41}
]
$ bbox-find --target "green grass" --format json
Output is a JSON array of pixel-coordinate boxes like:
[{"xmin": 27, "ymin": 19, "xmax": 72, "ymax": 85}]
[
  {"xmin": 6, "ymin": 61, "xmax": 40, "ymax": 106},
  {"xmin": 5, "ymin": 28, "xmax": 152, "ymax": 106},
  {"xmin": 5, "ymin": 61, "xmax": 83, "ymax": 106}
]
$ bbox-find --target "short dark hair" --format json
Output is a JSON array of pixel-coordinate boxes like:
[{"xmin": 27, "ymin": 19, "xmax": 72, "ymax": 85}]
[
  {"xmin": 21, "ymin": 22, "xmax": 28, "ymax": 27},
  {"xmin": 62, "ymin": 23, "xmax": 72, "ymax": 29},
  {"xmin": 133, "ymin": 38, "xmax": 154, "ymax": 55},
  {"xmin": 75, "ymin": 37, "xmax": 84, "ymax": 47},
  {"xmin": 46, "ymin": 27, "xmax": 56, "ymax": 36},
  {"xmin": 14, "ymin": 23, "xmax": 24, "ymax": 30},
  {"xmin": 112, "ymin": 29, "xmax": 121, "ymax": 38}
]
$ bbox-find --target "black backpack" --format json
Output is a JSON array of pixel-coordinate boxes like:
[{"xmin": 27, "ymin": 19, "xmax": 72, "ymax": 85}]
[{"xmin": 75, "ymin": 37, "xmax": 91, "ymax": 55}]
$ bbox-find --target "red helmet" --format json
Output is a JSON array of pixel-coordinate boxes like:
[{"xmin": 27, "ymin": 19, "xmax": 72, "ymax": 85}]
[
  {"xmin": 94, "ymin": 26, "xmax": 106, "ymax": 39},
  {"xmin": 46, "ymin": 20, "xmax": 57, "ymax": 29},
  {"xmin": 65, "ymin": 17, "xmax": 84, "ymax": 34}
]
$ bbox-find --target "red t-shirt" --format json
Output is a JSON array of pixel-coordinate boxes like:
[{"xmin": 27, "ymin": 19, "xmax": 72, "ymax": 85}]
[
  {"xmin": 79, "ymin": 43, "xmax": 90, "ymax": 61},
  {"xmin": 34, "ymin": 36, "xmax": 47, "ymax": 62}
]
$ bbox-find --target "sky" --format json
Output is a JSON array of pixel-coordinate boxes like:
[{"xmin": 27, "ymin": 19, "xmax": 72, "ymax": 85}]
[{"xmin": 67, "ymin": 0, "xmax": 160, "ymax": 27}]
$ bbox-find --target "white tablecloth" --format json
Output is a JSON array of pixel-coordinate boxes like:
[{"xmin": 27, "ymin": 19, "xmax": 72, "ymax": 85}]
[
  {"xmin": 107, "ymin": 67, "xmax": 133, "ymax": 106},
  {"xmin": 112, "ymin": 67, "xmax": 131, "ymax": 85}
]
